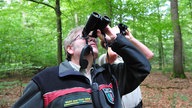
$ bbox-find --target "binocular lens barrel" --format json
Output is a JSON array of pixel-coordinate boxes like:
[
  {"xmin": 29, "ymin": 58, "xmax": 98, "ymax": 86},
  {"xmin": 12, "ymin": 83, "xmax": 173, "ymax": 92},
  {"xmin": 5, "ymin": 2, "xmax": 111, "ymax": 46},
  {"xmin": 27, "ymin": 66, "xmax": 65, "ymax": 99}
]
[
  {"xmin": 100, "ymin": 16, "xmax": 110, "ymax": 30},
  {"xmin": 92, "ymin": 12, "xmax": 100, "ymax": 19},
  {"xmin": 83, "ymin": 12, "xmax": 101, "ymax": 37},
  {"xmin": 82, "ymin": 12, "xmax": 111, "ymax": 38},
  {"xmin": 102, "ymin": 16, "xmax": 110, "ymax": 23}
]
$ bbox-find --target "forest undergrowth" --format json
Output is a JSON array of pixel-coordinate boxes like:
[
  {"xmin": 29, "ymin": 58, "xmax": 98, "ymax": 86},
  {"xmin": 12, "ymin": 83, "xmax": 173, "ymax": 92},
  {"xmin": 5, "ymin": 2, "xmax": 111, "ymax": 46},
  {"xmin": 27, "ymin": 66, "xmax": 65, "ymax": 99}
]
[{"xmin": 0, "ymin": 72, "xmax": 192, "ymax": 108}]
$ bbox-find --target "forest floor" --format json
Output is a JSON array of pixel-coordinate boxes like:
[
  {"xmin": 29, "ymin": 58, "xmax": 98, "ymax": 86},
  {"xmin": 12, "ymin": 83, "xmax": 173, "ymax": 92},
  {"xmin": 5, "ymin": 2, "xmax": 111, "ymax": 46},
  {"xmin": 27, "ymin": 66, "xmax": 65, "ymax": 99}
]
[{"xmin": 0, "ymin": 72, "xmax": 192, "ymax": 108}]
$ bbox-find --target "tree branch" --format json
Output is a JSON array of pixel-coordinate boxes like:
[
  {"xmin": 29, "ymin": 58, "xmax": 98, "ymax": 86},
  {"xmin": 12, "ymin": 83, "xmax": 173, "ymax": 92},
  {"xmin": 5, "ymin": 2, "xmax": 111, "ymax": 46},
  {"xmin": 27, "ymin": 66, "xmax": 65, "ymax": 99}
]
[{"xmin": 28, "ymin": 0, "xmax": 55, "ymax": 10}]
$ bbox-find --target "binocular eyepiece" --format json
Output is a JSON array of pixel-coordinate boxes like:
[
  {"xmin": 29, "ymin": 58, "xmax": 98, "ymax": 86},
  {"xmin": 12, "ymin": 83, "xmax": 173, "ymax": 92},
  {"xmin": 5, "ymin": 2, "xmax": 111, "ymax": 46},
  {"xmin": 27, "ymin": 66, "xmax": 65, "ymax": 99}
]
[{"xmin": 82, "ymin": 12, "xmax": 111, "ymax": 38}]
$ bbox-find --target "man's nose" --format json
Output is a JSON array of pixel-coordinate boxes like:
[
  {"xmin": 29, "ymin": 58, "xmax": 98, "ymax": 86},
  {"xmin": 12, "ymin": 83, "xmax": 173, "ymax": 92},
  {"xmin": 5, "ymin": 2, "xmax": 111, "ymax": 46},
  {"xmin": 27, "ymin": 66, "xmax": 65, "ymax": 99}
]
[{"xmin": 88, "ymin": 37, "xmax": 96, "ymax": 42}]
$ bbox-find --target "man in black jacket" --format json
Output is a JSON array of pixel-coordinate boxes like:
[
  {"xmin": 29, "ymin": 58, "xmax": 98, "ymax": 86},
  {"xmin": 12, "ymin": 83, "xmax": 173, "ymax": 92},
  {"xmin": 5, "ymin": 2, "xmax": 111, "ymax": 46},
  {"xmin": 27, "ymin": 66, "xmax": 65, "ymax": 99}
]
[{"xmin": 12, "ymin": 25, "xmax": 151, "ymax": 108}]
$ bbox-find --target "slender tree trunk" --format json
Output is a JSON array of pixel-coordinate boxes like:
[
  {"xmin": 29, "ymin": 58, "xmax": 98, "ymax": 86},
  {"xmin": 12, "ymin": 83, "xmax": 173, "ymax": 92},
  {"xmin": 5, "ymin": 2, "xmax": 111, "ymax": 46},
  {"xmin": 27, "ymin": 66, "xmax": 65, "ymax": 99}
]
[
  {"xmin": 106, "ymin": 0, "xmax": 113, "ymax": 26},
  {"xmin": 74, "ymin": 13, "xmax": 78, "ymax": 26},
  {"xmin": 28, "ymin": 0, "xmax": 63, "ymax": 64},
  {"xmin": 158, "ymin": 32, "xmax": 163, "ymax": 70},
  {"xmin": 189, "ymin": 0, "xmax": 192, "ymax": 18},
  {"xmin": 119, "ymin": 0, "xmax": 123, "ymax": 23},
  {"xmin": 55, "ymin": 0, "xmax": 63, "ymax": 64},
  {"xmin": 170, "ymin": 0, "xmax": 186, "ymax": 78},
  {"xmin": 157, "ymin": 2, "xmax": 164, "ymax": 70}
]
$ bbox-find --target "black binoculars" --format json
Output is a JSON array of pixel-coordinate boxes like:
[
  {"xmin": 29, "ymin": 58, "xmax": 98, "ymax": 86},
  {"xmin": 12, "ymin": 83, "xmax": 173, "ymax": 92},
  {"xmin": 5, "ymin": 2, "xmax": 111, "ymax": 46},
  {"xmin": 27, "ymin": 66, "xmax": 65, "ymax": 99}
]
[
  {"xmin": 118, "ymin": 23, "xmax": 128, "ymax": 36},
  {"xmin": 82, "ymin": 12, "xmax": 111, "ymax": 38},
  {"xmin": 79, "ymin": 12, "xmax": 110, "ymax": 70}
]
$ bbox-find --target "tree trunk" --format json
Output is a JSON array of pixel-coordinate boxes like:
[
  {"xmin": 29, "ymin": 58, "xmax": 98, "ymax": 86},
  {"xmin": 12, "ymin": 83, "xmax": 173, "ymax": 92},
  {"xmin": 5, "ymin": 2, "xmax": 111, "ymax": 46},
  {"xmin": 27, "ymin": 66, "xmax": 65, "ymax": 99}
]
[
  {"xmin": 157, "ymin": 2, "xmax": 164, "ymax": 70},
  {"xmin": 55, "ymin": 0, "xmax": 63, "ymax": 64},
  {"xmin": 170, "ymin": 0, "xmax": 186, "ymax": 78},
  {"xmin": 28, "ymin": 0, "xmax": 63, "ymax": 64}
]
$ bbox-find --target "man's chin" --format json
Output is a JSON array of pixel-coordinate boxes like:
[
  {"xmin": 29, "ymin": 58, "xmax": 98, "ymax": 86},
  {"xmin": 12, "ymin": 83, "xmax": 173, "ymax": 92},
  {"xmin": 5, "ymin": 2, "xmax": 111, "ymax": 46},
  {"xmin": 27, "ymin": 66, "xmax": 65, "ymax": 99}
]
[{"xmin": 93, "ymin": 52, "xmax": 98, "ymax": 59}]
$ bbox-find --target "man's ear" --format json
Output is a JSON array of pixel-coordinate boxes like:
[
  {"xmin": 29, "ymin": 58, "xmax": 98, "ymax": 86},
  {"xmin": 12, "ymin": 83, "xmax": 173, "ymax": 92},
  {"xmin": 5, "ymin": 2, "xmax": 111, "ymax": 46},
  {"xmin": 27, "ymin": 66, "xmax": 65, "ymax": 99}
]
[{"xmin": 66, "ymin": 45, "xmax": 74, "ymax": 55}]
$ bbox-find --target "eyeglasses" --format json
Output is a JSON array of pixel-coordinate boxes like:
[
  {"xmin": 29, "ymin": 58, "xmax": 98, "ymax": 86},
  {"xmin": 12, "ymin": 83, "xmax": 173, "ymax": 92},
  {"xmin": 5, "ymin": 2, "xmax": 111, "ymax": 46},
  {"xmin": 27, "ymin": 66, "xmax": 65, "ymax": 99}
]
[
  {"xmin": 70, "ymin": 35, "xmax": 84, "ymax": 44},
  {"xmin": 70, "ymin": 35, "xmax": 98, "ymax": 44}
]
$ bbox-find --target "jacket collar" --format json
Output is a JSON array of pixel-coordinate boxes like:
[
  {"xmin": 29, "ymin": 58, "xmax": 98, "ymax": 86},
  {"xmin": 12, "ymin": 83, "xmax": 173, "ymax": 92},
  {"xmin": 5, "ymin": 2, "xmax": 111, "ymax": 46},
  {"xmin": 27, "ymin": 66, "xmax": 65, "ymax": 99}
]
[{"xmin": 59, "ymin": 60, "xmax": 105, "ymax": 78}]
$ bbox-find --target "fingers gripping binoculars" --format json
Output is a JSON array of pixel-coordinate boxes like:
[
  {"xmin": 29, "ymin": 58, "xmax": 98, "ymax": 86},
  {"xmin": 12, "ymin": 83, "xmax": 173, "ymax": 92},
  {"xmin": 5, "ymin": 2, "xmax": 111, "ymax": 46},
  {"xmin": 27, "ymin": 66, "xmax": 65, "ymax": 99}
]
[{"xmin": 82, "ymin": 12, "xmax": 111, "ymax": 38}]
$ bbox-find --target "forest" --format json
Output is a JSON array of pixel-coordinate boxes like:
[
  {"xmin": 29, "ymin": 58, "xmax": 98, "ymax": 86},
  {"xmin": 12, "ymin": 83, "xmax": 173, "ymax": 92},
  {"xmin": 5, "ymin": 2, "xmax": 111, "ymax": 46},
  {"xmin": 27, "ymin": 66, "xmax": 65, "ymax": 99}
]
[{"xmin": 0, "ymin": 0, "xmax": 192, "ymax": 107}]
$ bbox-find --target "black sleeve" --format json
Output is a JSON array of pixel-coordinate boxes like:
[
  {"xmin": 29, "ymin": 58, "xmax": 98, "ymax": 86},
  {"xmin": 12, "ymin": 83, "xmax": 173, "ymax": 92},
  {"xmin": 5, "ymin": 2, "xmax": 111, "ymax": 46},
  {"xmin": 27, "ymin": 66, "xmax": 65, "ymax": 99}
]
[
  {"xmin": 12, "ymin": 81, "xmax": 43, "ymax": 108},
  {"xmin": 110, "ymin": 34, "xmax": 151, "ymax": 96}
]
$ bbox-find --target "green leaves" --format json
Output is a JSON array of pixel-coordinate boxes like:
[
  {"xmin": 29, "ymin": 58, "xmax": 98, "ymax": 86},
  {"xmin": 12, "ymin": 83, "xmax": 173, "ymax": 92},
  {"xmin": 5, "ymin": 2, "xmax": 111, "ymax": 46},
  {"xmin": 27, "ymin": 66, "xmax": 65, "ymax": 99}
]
[{"xmin": 0, "ymin": 0, "xmax": 192, "ymax": 74}]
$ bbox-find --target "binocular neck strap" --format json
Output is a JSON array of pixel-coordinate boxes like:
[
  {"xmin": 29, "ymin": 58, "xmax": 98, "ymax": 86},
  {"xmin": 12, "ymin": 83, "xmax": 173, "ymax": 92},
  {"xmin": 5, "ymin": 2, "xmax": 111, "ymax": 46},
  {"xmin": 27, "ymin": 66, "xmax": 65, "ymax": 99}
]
[
  {"xmin": 103, "ymin": 35, "xmax": 122, "ymax": 108},
  {"xmin": 79, "ymin": 36, "xmax": 95, "ymax": 72}
]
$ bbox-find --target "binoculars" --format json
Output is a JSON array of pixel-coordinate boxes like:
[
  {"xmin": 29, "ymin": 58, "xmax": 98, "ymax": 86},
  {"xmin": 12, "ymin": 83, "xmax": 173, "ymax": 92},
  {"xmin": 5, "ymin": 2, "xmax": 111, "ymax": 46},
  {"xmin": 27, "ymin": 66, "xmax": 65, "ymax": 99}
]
[
  {"xmin": 82, "ymin": 12, "xmax": 111, "ymax": 38},
  {"xmin": 118, "ymin": 23, "xmax": 128, "ymax": 36},
  {"xmin": 80, "ymin": 12, "xmax": 110, "ymax": 70}
]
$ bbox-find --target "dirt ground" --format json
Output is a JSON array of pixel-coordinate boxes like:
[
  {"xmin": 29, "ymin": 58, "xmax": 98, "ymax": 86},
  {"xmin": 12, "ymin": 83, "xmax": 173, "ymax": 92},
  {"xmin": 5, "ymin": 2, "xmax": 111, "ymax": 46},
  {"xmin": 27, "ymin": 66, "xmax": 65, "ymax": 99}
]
[
  {"xmin": 141, "ymin": 72, "xmax": 192, "ymax": 108},
  {"xmin": 0, "ymin": 72, "xmax": 192, "ymax": 108}
]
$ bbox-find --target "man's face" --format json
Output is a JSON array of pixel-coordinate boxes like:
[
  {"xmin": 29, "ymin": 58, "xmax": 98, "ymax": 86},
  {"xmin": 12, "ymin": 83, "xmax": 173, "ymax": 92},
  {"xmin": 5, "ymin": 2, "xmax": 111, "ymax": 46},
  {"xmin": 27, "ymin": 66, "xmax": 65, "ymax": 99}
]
[{"xmin": 70, "ymin": 31, "xmax": 99, "ymax": 59}]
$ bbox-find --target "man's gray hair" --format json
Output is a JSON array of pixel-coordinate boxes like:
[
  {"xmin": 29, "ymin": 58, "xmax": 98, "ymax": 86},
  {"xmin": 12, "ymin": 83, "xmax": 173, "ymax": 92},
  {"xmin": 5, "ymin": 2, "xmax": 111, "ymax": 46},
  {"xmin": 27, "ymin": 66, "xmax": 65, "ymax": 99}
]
[{"xmin": 63, "ymin": 26, "xmax": 84, "ymax": 60}]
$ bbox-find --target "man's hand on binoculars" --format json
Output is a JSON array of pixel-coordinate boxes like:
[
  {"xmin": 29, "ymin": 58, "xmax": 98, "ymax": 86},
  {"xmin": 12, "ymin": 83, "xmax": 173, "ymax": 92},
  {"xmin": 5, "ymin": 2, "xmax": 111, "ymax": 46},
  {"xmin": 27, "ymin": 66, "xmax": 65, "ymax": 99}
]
[{"xmin": 97, "ymin": 25, "xmax": 120, "ymax": 44}]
